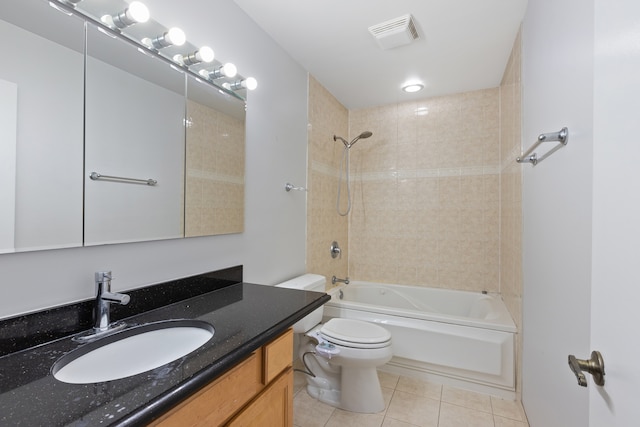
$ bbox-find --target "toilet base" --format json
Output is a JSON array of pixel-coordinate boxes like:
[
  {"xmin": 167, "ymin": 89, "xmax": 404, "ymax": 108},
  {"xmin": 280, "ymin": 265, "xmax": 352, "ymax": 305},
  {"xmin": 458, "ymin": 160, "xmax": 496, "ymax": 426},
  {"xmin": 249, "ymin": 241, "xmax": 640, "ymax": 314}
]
[
  {"xmin": 305, "ymin": 366, "xmax": 386, "ymax": 413},
  {"xmin": 339, "ymin": 366, "xmax": 385, "ymax": 413},
  {"xmin": 306, "ymin": 384, "xmax": 341, "ymax": 408}
]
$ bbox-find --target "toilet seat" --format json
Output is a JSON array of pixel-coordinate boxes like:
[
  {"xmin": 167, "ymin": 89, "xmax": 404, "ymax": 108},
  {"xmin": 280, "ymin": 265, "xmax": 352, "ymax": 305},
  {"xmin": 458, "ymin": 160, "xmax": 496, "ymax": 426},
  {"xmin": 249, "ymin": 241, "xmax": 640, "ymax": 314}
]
[{"xmin": 319, "ymin": 318, "xmax": 391, "ymax": 349}]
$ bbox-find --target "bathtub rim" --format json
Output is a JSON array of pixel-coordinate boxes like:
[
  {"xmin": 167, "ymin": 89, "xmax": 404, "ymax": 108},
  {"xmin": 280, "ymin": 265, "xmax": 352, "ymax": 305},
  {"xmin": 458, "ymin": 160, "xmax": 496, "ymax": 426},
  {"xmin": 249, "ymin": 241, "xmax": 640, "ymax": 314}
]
[{"xmin": 326, "ymin": 282, "xmax": 517, "ymax": 333}]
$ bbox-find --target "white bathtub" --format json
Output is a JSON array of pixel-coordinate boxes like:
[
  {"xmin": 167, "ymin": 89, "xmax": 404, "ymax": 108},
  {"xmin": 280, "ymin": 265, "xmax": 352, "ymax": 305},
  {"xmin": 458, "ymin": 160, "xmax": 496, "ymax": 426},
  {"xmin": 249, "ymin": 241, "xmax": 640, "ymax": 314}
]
[{"xmin": 324, "ymin": 282, "xmax": 517, "ymax": 398}]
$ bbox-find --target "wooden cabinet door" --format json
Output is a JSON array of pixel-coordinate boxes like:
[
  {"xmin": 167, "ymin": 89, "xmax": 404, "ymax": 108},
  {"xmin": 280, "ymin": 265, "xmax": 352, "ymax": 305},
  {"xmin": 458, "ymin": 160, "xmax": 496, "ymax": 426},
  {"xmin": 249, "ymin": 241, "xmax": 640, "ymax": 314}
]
[
  {"xmin": 226, "ymin": 368, "xmax": 293, "ymax": 427},
  {"xmin": 149, "ymin": 351, "xmax": 263, "ymax": 427}
]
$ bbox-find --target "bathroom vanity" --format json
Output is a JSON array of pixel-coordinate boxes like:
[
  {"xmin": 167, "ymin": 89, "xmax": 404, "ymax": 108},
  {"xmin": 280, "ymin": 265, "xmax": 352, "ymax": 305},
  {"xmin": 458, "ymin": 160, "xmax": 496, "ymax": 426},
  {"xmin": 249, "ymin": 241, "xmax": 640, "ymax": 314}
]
[
  {"xmin": 0, "ymin": 267, "xmax": 329, "ymax": 426},
  {"xmin": 151, "ymin": 329, "xmax": 294, "ymax": 426}
]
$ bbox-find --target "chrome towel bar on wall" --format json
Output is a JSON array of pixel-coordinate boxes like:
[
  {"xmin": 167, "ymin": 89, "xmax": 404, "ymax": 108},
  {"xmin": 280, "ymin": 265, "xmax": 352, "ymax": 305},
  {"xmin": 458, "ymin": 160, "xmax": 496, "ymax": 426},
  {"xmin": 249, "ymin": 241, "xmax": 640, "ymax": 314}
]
[{"xmin": 517, "ymin": 127, "xmax": 569, "ymax": 166}]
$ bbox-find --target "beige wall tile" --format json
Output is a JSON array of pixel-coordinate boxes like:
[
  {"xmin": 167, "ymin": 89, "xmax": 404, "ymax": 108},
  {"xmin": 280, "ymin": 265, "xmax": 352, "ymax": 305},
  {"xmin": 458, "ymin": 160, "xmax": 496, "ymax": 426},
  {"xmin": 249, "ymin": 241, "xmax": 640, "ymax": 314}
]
[{"xmin": 307, "ymin": 76, "xmax": 349, "ymax": 281}]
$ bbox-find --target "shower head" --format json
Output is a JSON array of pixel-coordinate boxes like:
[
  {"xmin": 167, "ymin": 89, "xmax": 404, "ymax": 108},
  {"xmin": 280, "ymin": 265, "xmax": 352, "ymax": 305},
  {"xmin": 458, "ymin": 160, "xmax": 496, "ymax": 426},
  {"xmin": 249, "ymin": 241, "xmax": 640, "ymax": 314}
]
[
  {"xmin": 348, "ymin": 131, "xmax": 373, "ymax": 148},
  {"xmin": 348, "ymin": 130, "xmax": 373, "ymax": 148},
  {"xmin": 333, "ymin": 131, "xmax": 373, "ymax": 149}
]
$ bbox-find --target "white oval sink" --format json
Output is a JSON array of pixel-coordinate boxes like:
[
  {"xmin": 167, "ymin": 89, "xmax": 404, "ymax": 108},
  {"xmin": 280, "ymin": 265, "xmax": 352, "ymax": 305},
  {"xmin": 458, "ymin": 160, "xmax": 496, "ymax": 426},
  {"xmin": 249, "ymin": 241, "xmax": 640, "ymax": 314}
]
[{"xmin": 52, "ymin": 319, "xmax": 214, "ymax": 384}]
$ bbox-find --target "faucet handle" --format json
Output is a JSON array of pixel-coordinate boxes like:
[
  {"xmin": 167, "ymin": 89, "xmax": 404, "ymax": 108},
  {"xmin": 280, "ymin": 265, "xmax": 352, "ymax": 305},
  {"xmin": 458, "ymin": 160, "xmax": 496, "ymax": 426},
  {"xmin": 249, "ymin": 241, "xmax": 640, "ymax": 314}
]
[
  {"xmin": 95, "ymin": 271, "xmax": 113, "ymax": 282},
  {"xmin": 330, "ymin": 241, "xmax": 342, "ymax": 259}
]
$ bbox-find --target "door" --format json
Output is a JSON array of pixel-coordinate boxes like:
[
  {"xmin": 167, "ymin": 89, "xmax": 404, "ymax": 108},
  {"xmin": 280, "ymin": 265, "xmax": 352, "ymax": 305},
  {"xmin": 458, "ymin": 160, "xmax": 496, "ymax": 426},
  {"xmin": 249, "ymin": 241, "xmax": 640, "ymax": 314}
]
[
  {"xmin": 523, "ymin": 0, "xmax": 640, "ymax": 426},
  {"xmin": 521, "ymin": 0, "xmax": 594, "ymax": 426},
  {"xmin": 590, "ymin": 0, "xmax": 640, "ymax": 424}
]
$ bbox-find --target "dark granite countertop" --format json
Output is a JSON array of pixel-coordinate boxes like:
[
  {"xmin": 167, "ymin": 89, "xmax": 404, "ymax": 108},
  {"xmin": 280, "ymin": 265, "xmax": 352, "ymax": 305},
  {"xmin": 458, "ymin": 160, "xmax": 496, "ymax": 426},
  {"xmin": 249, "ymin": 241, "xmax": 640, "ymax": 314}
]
[{"xmin": 0, "ymin": 267, "xmax": 329, "ymax": 426}]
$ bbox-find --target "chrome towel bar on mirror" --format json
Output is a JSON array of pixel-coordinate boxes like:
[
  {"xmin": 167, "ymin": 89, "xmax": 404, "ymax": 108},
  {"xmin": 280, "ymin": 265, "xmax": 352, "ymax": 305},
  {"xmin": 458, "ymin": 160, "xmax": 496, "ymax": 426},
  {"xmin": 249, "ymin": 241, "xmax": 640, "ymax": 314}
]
[
  {"xmin": 90, "ymin": 172, "xmax": 157, "ymax": 186},
  {"xmin": 517, "ymin": 127, "xmax": 569, "ymax": 166}
]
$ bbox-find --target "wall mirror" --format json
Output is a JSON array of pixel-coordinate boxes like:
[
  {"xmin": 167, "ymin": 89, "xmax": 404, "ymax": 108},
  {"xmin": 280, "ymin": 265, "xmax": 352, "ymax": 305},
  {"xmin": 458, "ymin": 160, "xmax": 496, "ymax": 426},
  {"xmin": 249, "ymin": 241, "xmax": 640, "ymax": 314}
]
[
  {"xmin": 0, "ymin": 0, "xmax": 247, "ymax": 253},
  {"xmin": 0, "ymin": 1, "xmax": 84, "ymax": 253}
]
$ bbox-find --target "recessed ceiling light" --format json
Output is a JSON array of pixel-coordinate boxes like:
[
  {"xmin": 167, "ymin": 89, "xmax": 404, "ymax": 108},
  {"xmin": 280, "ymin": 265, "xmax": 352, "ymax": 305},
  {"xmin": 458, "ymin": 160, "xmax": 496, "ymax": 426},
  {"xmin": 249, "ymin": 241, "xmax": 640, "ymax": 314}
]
[{"xmin": 402, "ymin": 83, "xmax": 424, "ymax": 93}]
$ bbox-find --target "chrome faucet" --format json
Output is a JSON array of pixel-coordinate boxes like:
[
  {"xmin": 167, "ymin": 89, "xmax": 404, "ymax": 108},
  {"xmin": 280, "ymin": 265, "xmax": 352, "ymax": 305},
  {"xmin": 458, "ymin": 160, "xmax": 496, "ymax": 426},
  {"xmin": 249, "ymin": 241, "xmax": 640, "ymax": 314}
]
[
  {"xmin": 94, "ymin": 271, "xmax": 130, "ymax": 333},
  {"xmin": 331, "ymin": 275, "xmax": 350, "ymax": 285}
]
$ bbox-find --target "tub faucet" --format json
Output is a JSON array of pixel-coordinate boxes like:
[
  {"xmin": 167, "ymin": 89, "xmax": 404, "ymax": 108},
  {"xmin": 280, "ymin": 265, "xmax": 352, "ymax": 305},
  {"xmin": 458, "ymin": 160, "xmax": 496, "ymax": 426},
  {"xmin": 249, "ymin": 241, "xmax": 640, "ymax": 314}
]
[
  {"xmin": 94, "ymin": 271, "xmax": 130, "ymax": 333},
  {"xmin": 332, "ymin": 276, "xmax": 350, "ymax": 285}
]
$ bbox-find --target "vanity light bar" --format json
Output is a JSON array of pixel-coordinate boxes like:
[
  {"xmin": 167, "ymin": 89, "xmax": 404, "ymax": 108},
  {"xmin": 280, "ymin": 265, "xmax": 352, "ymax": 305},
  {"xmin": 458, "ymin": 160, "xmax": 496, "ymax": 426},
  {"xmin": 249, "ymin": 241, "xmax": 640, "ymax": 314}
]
[{"xmin": 47, "ymin": 0, "xmax": 253, "ymax": 99}]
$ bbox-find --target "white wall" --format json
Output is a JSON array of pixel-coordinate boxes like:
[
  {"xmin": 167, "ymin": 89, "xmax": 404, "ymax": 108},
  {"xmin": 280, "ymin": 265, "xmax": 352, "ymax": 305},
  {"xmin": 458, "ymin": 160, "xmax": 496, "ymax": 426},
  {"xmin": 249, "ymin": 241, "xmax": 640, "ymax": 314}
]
[
  {"xmin": 521, "ymin": 0, "xmax": 594, "ymax": 425},
  {"xmin": 0, "ymin": 0, "xmax": 309, "ymax": 319}
]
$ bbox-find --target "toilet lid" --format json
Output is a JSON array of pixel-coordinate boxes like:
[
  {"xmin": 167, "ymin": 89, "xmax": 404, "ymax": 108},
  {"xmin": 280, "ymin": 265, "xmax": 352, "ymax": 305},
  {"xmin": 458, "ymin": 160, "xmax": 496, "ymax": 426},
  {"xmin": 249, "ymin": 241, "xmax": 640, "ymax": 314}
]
[{"xmin": 319, "ymin": 318, "xmax": 391, "ymax": 348}]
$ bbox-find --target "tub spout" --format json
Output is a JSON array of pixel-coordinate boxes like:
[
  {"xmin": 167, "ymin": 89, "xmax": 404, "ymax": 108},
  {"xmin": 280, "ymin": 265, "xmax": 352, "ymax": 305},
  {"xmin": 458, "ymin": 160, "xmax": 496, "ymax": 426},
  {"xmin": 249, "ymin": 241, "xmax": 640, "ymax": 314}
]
[{"xmin": 332, "ymin": 276, "xmax": 349, "ymax": 285}]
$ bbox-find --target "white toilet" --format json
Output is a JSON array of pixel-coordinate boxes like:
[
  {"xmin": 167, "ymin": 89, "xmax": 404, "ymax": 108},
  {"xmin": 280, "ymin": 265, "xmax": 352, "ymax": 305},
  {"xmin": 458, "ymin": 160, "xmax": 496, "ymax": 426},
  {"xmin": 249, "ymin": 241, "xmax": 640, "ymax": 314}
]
[{"xmin": 276, "ymin": 274, "xmax": 392, "ymax": 413}]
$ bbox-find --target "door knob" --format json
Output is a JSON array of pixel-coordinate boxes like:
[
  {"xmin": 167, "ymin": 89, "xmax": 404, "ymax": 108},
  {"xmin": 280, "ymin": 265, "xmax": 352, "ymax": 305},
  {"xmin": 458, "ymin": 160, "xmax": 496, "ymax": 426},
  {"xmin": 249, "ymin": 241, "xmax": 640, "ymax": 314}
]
[{"xmin": 568, "ymin": 350, "xmax": 605, "ymax": 387}]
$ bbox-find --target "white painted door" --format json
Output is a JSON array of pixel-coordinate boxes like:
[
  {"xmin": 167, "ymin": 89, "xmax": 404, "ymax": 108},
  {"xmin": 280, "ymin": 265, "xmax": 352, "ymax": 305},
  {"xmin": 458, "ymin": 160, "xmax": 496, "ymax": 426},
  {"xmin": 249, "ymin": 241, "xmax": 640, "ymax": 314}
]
[
  {"xmin": 523, "ymin": 0, "xmax": 640, "ymax": 426},
  {"xmin": 521, "ymin": 0, "xmax": 594, "ymax": 426},
  {"xmin": 590, "ymin": 0, "xmax": 640, "ymax": 424}
]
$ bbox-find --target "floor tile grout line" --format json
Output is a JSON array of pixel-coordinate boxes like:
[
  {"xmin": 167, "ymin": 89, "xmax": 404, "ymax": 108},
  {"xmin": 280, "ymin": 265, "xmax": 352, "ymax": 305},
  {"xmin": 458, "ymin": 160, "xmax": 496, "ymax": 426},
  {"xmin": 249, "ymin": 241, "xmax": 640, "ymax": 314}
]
[{"xmin": 294, "ymin": 370, "xmax": 528, "ymax": 427}]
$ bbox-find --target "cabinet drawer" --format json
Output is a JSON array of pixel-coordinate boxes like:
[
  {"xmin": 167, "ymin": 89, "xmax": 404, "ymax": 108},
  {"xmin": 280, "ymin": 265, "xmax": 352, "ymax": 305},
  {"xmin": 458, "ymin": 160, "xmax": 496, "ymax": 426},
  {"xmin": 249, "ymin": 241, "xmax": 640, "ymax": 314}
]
[
  {"xmin": 262, "ymin": 329, "xmax": 293, "ymax": 384},
  {"xmin": 150, "ymin": 350, "xmax": 263, "ymax": 427},
  {"xmin": 226, "ymin": 367, "xmax": 294, "ymax": 427}
]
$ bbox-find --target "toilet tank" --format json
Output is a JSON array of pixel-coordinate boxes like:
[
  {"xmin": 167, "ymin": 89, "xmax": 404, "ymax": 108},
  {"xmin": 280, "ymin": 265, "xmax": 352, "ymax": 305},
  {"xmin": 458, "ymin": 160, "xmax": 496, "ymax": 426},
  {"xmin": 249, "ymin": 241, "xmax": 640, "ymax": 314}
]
[{"xmin": 275, "ymin": 274, "xmax": 326, "ymax": 333}]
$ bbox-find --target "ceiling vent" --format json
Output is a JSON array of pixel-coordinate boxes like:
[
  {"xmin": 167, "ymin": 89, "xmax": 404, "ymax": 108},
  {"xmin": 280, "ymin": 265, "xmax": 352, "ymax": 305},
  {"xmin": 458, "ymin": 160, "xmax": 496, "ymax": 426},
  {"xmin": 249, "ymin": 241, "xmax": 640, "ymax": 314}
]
[{"xmin": 368, "ymin": 14, "xmax": 419, "ymax": 50}]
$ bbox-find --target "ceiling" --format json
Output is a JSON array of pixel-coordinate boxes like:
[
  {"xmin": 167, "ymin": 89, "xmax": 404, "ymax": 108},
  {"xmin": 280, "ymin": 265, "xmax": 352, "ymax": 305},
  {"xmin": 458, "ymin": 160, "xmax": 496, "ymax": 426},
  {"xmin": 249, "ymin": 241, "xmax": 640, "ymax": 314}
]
[{"xmin": 233, "ymin": 0, "xmax": 528, "ymax": 110}]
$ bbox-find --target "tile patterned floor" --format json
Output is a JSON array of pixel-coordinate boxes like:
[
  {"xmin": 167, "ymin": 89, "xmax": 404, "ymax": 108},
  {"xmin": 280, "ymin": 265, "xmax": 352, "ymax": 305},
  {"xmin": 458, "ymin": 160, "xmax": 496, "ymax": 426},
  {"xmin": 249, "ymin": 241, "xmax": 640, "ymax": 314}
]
[{"xmin": 293, "ymin": 371, "xmax": 529, "ymax": 427}]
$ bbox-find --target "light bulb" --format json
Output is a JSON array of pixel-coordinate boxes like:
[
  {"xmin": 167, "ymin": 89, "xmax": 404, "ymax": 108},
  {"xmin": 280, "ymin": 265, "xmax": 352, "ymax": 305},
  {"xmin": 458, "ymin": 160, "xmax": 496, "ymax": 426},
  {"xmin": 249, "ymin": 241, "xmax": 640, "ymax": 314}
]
[
  {"xmin": 221, "ymin": 63, "xmax": 237, "ymax": 78},
  {"xmin": 229, "ymin": 77, "xmax": 258, "ymax": 91},
  {"xmin": 197, "ymin": 46, "xmax": 215, "ymax": 63},
  {"xmin": 143, "ymin": 27, "xmax": 186, "ymax": 49},
  {"xmin": 166, "ymin": 27, "xmax": 186, "ymax": 46},
  {"xmin": 174, "ymin": 46, "xmax": 215, "ymax": 66},
  {"xmin": 128, "ymin": 2, "xmax": 150, "ymax": 24},
  {"xmin": 199, "ymin": 63, "xmax": 238, "ymax": 80},
  {"xmin": 244, "ymin": 77, "xmax": 258, "ymax": 90},
  {"xmin": 101, "ymin": 1, "xmax": 149, "ymax": 29}
]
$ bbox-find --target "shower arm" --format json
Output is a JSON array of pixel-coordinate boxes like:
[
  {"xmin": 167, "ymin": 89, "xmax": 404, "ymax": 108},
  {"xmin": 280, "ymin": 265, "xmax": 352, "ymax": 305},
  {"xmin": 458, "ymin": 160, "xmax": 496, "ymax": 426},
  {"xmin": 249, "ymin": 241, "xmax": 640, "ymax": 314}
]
[{"xmin": 333, "ymin": 135, "xmax": 349, "ymax": 148}]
